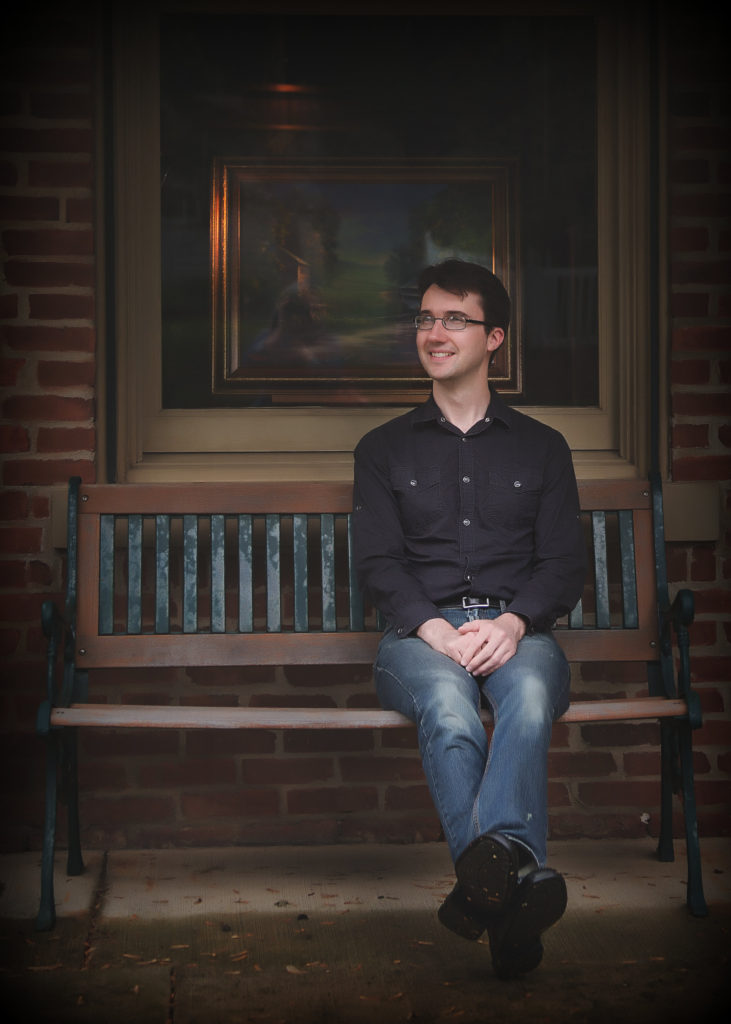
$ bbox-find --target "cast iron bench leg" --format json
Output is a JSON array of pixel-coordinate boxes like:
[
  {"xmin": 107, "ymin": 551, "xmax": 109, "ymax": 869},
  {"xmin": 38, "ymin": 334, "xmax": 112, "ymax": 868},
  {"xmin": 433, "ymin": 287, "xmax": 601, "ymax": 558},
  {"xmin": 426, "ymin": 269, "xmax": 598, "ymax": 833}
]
[
  {"xmin": 657, "ymin": 718, "xmax": 675, "ymax": 863},
  {"xmin": 63, "ymin": 729, "xmax": 84, "ymax": 877},
  {"xmin": 35, "ymin": 733, "xmax": 59, "ymax": 931},
  {"xmin": 678, "ymin": 720, "xmax": 708, "ymax": 917}
]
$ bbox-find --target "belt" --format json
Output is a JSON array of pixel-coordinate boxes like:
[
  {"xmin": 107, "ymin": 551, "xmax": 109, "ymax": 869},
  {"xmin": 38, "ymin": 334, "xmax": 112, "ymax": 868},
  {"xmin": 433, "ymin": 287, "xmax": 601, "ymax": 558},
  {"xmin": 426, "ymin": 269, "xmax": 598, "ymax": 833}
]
[{"xmin": 438, "ymin": 595, "xmax": 507, "ymax": 611}]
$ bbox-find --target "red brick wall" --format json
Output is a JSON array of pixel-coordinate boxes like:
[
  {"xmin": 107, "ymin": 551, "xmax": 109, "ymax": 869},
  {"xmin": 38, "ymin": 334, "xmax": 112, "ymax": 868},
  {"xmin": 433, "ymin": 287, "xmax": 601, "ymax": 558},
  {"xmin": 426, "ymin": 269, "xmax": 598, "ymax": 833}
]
[
  {"xmin": 1, "ymin": 15, "xmax": 98, "ymax": 852},
  {"xmin": 1, "ymin": 14, "xmax": 728, "ymax": 854},
  {"xmin": 662, "ymin": 13, "xmax": 731, "ymax": 839}
]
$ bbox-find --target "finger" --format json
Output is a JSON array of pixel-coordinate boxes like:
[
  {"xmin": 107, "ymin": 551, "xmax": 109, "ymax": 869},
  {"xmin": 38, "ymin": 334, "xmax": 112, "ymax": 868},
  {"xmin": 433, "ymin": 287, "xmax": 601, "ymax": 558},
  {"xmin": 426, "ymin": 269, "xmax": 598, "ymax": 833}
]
[
  {"xmin": 463, "ymin": 634, "xmax": 496, "ymax": 671},
  {"xmin": 457, "ymin": 620, "xmax": 482, "ymax": 635},
  {"xmin": 460, "ymin": 633, "xmax": 489, "ymax": 667},
  {"xmin": 469, "ymin": 639, "xmax": 517, "ymax": 675},
  {"xmin": 469, "ymin": 630, "xmax": 514, "ymax": 666}
]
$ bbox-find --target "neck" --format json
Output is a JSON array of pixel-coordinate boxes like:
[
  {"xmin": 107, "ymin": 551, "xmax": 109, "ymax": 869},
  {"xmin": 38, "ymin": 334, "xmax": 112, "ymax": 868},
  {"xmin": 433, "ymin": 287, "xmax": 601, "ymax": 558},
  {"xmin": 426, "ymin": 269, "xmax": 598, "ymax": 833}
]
[{"xmin": 433, "ymin": 380, "xmax": 492, "ymax": 434}]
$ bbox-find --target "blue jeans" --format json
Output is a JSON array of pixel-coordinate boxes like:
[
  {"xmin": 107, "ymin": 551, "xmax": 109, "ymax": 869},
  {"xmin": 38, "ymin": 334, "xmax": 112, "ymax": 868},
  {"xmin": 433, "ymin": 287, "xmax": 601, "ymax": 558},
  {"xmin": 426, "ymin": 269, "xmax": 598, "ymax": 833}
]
[{"xmin": 374, "ymin": 607, "xmax": 570, "ymax": 868}]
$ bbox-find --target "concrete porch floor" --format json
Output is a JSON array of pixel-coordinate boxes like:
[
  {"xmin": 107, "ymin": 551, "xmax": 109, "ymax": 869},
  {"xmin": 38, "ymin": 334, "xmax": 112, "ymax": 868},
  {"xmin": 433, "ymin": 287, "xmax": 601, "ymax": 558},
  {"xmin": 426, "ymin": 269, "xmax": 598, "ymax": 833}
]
[{"xmin": 1, "ymin": 837, "xmax": 729, "ymax": 1023}]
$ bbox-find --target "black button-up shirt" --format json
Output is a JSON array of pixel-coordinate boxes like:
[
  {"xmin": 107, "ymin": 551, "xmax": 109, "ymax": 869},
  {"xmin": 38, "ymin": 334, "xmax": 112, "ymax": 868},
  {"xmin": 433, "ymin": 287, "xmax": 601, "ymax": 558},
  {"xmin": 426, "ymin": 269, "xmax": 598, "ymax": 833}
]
[{"xmin": 353, "ymin": 390, "xmax": 586, "ymax": 637}]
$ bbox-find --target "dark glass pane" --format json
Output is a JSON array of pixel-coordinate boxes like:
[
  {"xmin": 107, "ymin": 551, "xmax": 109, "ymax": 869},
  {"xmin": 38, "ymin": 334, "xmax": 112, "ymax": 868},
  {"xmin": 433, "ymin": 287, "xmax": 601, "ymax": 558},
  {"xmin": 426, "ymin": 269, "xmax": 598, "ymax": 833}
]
[{"xmin": 160, "ymin": 14, "xmax": 597, "ymax": 408}]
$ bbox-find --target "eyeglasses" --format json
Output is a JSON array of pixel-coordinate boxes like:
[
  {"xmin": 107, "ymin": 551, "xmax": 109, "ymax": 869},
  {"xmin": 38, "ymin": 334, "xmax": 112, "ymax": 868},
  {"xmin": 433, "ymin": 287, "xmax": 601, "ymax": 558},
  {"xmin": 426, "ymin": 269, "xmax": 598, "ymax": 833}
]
[{"xmin": 414, "ymin": 313, "xmax": 487, "ymax": 331}]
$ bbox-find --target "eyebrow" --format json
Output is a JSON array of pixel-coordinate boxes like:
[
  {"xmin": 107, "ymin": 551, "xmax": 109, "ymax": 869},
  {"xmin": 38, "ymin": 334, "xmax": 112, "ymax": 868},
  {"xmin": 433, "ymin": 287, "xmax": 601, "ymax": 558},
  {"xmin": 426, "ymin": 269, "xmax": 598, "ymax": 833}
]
[{"xmin": 419, "ymin": 308, "xmax": 469, "ymax": 316}]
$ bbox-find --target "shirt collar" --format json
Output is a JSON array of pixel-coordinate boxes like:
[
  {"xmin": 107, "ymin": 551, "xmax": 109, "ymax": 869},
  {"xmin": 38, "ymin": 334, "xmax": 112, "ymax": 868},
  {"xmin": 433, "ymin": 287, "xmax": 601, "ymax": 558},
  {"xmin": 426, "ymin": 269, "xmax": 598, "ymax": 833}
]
[{"xmin": 414, "ymin": 388, "xmax": 513, "ymax": 431}]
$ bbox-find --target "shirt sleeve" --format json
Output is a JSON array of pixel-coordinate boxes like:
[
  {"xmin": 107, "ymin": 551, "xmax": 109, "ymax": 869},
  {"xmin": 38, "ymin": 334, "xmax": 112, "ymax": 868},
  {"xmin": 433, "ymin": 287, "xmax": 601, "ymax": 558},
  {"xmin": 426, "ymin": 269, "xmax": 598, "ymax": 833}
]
[
  {"xmin": 352, "ymin": 435, "xmax": 441, "ymax": 638},
  {"xmin": 505, "ymin": 431, "xmax": 586, "ymax": 631}
]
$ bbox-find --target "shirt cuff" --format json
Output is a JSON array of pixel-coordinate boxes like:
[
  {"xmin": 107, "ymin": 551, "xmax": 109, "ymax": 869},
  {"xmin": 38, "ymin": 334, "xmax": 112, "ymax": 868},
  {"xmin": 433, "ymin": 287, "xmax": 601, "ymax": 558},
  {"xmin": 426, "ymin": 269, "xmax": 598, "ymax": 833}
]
[
  {"xmin": 506, "ymin": 602, "xmax": 545, "ymax": 632},
  {"xmin": 506, "ymin": 610, "xmax": 533, "ymax": 635},
  {"xmin": 391, "ymin": 601, "xmax": 442, "ymax": 639}
]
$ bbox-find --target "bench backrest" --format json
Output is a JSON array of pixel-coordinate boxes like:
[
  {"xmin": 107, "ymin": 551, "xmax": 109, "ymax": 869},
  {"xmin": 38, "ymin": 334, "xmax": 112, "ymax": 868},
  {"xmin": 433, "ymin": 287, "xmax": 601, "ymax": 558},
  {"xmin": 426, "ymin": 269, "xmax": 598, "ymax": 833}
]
[{"xmin": 66, "ymin": 478, "xmax": 663, "ymax": 669}]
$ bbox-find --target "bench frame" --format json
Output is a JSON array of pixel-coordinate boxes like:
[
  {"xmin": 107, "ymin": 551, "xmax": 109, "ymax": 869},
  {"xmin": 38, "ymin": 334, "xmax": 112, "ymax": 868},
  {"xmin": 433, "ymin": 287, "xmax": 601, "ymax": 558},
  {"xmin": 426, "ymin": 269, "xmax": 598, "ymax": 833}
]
[{"xmin": 35, "ymin": 474, "xmax": 708, "ymax": 929}]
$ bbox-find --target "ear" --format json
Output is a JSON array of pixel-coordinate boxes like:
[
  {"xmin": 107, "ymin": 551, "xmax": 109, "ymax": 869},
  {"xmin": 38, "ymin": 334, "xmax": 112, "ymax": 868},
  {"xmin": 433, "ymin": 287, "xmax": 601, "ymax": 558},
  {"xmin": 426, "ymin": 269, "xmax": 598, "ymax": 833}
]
[{"xmin": 486, "ymin": 327, "xmax": 505, "ymax": 352}]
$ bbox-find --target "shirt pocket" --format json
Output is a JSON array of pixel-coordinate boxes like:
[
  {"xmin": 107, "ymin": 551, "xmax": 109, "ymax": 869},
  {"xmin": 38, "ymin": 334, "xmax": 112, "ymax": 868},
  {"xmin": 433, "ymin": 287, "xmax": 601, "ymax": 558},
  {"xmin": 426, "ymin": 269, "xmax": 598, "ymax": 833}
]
[
  {"xmin": 479, "ymin": 467, "xmax": 542, "ymax": 528},
  {"xmin": 390, "ymin": 465, "xmax": 443, "ymax": 536}
]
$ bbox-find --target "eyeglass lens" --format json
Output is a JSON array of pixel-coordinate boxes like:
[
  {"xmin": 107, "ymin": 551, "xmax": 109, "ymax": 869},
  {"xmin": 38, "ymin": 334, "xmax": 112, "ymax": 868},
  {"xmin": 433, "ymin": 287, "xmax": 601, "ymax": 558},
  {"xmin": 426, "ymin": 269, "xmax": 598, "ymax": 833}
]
[{"xmin": 414, "ymin": 314, "xmax": 470, "ymax": 331}]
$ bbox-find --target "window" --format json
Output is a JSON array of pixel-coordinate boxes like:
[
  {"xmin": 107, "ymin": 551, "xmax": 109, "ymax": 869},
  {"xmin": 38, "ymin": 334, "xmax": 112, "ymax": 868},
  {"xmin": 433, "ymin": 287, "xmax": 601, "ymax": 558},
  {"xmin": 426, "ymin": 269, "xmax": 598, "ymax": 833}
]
[{"xmin": 110, "ymin": 6, "xmax": 654, "ymax": 482}]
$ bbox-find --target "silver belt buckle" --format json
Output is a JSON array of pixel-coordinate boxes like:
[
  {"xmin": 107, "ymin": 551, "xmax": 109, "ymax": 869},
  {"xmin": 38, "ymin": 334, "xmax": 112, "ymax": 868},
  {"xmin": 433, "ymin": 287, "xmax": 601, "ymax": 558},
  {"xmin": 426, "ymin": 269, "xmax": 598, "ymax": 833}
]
[{"xmin": 462, "ymin": 595, "xmax": 491, "ymax": 609}]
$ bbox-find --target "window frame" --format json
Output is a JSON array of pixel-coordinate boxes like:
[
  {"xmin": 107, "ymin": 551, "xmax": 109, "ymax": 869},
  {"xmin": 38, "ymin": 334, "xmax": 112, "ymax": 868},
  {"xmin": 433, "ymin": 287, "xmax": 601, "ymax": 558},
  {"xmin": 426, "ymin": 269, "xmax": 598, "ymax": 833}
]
[{"xmin": 109, "ymin": 6, "xmax": 655, "ymax": 484}]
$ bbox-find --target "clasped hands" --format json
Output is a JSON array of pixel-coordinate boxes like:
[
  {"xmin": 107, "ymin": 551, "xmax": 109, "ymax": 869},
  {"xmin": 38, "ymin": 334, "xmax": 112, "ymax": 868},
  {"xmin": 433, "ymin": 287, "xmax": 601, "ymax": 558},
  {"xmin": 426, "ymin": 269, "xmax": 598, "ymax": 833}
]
[{"xmin": 416, "ymin": 612, "xmax": 527, "ymax": 676}]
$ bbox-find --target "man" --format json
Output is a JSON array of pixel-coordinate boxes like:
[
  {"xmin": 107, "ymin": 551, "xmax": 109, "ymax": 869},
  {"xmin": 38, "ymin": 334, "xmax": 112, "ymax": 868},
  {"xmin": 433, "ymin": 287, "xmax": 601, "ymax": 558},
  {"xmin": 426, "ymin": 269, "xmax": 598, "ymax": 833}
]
[{"xmin": 352, "ymin": 258, "xmax": 586, "ymax": 979}]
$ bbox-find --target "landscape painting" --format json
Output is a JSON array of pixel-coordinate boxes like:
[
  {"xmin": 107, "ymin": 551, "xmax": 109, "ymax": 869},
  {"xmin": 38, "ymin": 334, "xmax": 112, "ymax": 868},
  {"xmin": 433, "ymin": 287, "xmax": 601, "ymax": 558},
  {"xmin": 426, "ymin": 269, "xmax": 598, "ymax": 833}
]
[{"xmin": 211, "ymin": 160, "xmax": 519, "ymax": 403}]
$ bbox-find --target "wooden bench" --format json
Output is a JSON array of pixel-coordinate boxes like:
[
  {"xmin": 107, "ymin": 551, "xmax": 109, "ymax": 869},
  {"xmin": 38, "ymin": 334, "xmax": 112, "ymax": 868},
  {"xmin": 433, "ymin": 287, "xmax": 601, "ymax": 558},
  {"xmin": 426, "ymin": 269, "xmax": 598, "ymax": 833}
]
[{"xmin": 35, "ymin": 475, "xmax": 708, "ymax": 929}]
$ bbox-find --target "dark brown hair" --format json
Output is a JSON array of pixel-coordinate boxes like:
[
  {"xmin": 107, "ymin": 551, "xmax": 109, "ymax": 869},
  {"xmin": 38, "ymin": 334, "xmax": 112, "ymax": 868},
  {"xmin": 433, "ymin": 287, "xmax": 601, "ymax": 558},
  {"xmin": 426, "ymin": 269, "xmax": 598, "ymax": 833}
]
[{"xmin": 417, "ymin": 258, "xmax": 511, "ymax": 333}]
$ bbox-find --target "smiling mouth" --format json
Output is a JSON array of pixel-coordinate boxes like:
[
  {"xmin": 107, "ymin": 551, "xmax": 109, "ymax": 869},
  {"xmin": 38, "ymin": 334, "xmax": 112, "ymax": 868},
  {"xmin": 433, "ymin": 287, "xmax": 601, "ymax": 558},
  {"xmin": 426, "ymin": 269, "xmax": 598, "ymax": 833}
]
[{"xmin": 429, "ymin": 350, "xmax": 454, "ymax": 359}]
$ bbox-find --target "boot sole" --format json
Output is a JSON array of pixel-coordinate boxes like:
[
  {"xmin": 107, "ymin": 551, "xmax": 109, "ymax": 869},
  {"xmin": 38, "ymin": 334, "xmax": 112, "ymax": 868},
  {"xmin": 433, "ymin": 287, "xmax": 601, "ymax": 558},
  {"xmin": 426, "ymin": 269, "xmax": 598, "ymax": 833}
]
[
  {"xmin": 437, "ymin": 886, "xmax": 487, "ymax": 940},
  {"xmin": 455, "ymin": 833, "xmax": 519, "ymax": 916},
  {"xmin": 490, "ymin": 869, "xmax": 567, "ymax": 980}
]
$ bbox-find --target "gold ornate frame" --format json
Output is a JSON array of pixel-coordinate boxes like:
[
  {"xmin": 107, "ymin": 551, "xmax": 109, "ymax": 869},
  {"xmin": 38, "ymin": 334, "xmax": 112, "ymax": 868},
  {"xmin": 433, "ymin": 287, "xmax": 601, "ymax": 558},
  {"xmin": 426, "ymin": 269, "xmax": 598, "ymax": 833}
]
[{"xmin": 211, "ymin": 159, "xmax": 521, "ymax": 404}]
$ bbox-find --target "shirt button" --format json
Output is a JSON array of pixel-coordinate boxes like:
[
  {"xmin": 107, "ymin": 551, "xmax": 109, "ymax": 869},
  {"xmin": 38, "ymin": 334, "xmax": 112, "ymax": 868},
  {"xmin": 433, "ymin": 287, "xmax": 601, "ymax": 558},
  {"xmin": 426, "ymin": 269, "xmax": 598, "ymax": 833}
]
[
  {"xmin": 463, "ymin": 518, "xmax": 471, "ymax": 527},
  {"xmin": 410, "ymin": 479, "xmax": 418, "ymax": 487},
  {"xmin": 485, "ymin": 416, "xmax": 491, "ymax": 423},
  {"xmin": 513, "ymin": 480, "xmax": 522, "ymax": 488},
  {"xmin": 440, "ymin": 416, "xmax": 446, "ymax": 423},
  {"xmin": 462, "ymin": 475, "xmax": 471, "ymax": 484}
]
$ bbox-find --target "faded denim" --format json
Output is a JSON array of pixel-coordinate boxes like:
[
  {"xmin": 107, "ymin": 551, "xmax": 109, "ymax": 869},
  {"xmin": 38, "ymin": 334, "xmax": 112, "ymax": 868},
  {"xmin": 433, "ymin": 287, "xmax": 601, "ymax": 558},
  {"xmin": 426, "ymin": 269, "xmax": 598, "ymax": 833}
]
[{"xmin": 374, "ymin": 607, "xmax": 570, "ymax": 867}]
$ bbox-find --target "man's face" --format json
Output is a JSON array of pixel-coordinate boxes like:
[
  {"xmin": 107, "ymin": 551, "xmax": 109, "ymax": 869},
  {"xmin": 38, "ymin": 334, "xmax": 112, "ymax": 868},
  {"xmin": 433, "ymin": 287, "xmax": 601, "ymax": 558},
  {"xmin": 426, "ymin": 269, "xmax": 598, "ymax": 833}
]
[{"xmin": 416, "ymin": 284, "xmax": 503, "ymax": 385}]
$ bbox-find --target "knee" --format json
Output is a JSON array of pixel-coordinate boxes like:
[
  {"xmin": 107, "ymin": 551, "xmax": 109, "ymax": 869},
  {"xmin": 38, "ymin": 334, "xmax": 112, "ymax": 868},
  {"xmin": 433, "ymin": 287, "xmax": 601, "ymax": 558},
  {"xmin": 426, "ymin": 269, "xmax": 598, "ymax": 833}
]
[
  {"xmin": 493, "ymin": 671, "xmax": 561, "ymax": 735},
  {"xmin": 491, "ymin": 637, "xmax": 569, "ymax": 721},
  {"xmin": 419, "ymin": 683, "xmax": 482, "ymax": 741},
  {"xmin": 518, "ymin": 673, "xmax": 557, "ymax": 727}
]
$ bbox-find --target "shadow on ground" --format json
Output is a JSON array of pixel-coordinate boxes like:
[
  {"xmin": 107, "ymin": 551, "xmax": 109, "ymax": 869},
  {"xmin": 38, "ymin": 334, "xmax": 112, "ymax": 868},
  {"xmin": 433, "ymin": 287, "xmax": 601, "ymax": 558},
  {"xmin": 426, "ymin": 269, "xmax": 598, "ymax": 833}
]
[{"xmin": 1, "ymin": 903, "xmax": 729, "ymax": 1024}]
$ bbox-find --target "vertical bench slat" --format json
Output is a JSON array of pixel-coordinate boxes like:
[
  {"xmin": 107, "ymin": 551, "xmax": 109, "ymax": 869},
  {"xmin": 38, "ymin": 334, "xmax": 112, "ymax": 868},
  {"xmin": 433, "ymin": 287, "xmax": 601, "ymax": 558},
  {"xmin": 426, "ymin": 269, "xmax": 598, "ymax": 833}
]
[
  {"xmin": 568, "ymin": 511, "xmax": 588, "ymax": 629},
  {"xmin": 592, "ymin": 511, "xmax": 610, "ymax": 628},
  {"xmin": 155, "ymin": 515, "xmax": 170, "ymax": 633},
  {"xmin": 183, "ymin": 515, "xmax": 198, "ymax": 633},
  {"xmin": 211, "ymin": 515, "xmax": 226, "ymax": 633},
  {"xmin": 127, "ymin": 515, "xmax": 143, "ymax": 634},
  {"xmin": 618, "ymin": 509, "xmax": 639, "ymax": 628},
  {"xmin": 238, "ymin": 515, "xmax": 253, "ymax": 633},
  {"xmin": 347, "ymin": 514, "xmax": 365, "ymax": 630},
  {"xmin": 569, "ymin": 598, "xmax": 584, "ymax": 629},
  {"xmin": 320, "ymin": 514, "xmax": 336, "ymax": 632},
  {"xmin": 266, "ymin": 515, "xmax": 281, "ymax": 632},
  {"xmin": 293, "ymin": 514, "xmax": 309, "ymax": 632},
  {"xmin": 99, "ymin": 514, "xmax": 115, "ymax": 635}
]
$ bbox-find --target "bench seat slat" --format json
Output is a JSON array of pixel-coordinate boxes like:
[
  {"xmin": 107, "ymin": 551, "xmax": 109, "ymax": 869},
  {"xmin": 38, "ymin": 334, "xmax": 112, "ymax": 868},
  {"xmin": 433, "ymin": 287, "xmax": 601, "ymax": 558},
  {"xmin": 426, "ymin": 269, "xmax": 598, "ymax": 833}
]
[
  {"xmin": 347, "ymin": 513, "xmax": 365, "ymax": 631},
  {"xmin": 99, "ymin": 515, "xmax": 115, "ymax": 634},
  {"xmin": 619, "ymin": 509, "xmax": 639, "ymax": 628},
  {"xmin": 321, "ymin": 513, "xmax": 336, "ymax": 632},
  {"xmin": 593, "ymin": 511, "xmax": 610, "ymax": 628},
  {"xmin": 49, "ymin": 697, "xmax": 690, "ymax": 730},
  {"xmin": 72, "ymin": 626, "xmax": 658, "ymax": 668},
  {"xmin": 568, "ymin": 597, "xmax": 583, "ymax": 629},
  {"xmin": 74, "ymin": 478, "xmax": 654, "ymax": 516},
  {"xmin": 183, "ymin": 515, "xmax": 198, "ymax": 633},
  {"xmin": 293, "ymin": 514, "xmax": 308, "ymax": 631},
  {"xmin": 155, "ymin": 516, "xmax": 170, "ymax": 633},
  {"xmin": 238, "ymin": 515, "xmax": 253, "ymax": 633},
  {"xmin": 211, "ymin": 514, "xmax": 225, "ymax": 633},
  {"xmin": 266, "ymin": 514, "xmax": 281, "ymax": 631},
  {"xmin": 127, "ymin": 515, "xmax": 143, "ymax": 634}
]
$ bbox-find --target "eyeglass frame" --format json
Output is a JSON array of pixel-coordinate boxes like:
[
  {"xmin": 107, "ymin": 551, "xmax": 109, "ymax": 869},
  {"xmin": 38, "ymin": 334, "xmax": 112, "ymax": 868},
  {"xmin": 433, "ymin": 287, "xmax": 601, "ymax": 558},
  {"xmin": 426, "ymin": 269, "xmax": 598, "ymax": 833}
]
[{"xmin": 413, "ymin": 313, "xmax": 489, "ymax": 332}]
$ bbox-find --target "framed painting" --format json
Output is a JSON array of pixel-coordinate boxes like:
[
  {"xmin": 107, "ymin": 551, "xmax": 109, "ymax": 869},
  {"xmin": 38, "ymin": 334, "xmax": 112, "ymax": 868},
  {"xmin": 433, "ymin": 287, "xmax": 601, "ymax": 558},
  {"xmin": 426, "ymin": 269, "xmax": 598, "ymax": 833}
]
[{"xmin": 211, "ymin": 159, "xmax": 521, "ymax": 404}]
